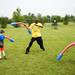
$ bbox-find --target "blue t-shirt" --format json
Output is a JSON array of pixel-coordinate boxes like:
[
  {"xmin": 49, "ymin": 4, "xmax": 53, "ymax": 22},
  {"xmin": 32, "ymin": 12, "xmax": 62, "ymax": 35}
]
[{"xmin": 0, "ymin": 34, "xmax": 5, "ymax": 41}]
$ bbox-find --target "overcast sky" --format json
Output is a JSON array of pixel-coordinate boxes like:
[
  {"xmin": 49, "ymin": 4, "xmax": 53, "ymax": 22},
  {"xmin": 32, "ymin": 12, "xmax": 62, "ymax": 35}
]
[{"xmin": 0, "ymin": 0, "xmax": 75, "ymax": 18}]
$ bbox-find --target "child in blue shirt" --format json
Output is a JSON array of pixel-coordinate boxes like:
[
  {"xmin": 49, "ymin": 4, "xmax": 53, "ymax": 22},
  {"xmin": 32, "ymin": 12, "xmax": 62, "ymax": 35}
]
[{"xmin": 0, "ymin": 30, "xmax": 14, "ymax": 60}]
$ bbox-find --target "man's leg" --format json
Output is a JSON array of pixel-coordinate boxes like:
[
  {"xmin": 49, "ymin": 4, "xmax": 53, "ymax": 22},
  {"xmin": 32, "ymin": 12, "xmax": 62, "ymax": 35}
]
[
  {"xmin": 36, "ymin": 37, "xmax": 45, "ymax": 51},
  {"xmin": 25, "ymin": 37, "xmax": 35, "ymax": 54}
]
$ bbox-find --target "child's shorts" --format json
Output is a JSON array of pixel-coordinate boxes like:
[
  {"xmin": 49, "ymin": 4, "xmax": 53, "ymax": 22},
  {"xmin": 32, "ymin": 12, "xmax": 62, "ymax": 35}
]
[
  {"xmin": 0, "ymin": 41, "xmax": 4, "ymax": 48},
  {"xmin": 0, "ymin": 48, "xmax": 4, "ymax": 51}
]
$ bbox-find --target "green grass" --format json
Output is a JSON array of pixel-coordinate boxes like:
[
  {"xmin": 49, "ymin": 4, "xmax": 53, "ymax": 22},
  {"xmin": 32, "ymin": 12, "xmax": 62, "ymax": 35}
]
[{"xmin": 0, "ymin": 22, "xmax": 75, "ymax": 75}]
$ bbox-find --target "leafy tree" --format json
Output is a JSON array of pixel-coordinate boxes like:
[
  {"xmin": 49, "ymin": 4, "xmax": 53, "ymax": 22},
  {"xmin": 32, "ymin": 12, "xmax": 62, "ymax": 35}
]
[
  {"xmin": 0, "ymin": 17, "xmax": 8, "ymax": 28},
  {"xmin": 51, "ymin": 15, "xmax": 61, "ymax": 22},
  {"xmin": 46, "ymin": 15, "xmax": 50, "ymax": 23},
  {"xmin": 24, "ymin": 12, "xmax": 36, "ymax": 25},
  {"xmin": 51, "ymin": 16, "xmax": 58, "ymax": 29},
  {"xmin": 69, "ymin": 15, "xmax": 75, "ymax": 22},
  {"xmin": 37, "ymin": 13, "xmax": 42, "ymax": 22},
  {"xmin": 42, "ymin": 16, "xmax": 48, "ymax": 24},
  {"xmin": 63, "ymin": 15, "xmax": 69, "ymax": 25},
  {"xmin": 12, "ymin": 8, "xmax": 25, "ymax": 27},
  {"xmin": 12, "ymin": 8, "xmax": 24, "ymax": 22}
]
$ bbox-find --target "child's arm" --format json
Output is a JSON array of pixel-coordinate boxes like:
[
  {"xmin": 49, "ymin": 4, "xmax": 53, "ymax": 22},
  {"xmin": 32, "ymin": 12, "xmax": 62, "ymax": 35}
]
[{"xmin": 5, "ymin": 36, "xmax": 14, "ymax": 42}]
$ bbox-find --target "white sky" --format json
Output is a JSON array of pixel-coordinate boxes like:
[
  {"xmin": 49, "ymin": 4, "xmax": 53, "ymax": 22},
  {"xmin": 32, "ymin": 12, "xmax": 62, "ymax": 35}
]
[{"xmin": 0, "ymin": 0, "xmax": 75, "ymax": 18}]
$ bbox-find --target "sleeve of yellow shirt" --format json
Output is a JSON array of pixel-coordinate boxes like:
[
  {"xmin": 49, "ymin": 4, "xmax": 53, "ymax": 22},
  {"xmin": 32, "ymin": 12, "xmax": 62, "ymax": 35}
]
[{"xmin": 36, "ymin": 23, "xmax": 43, "ymax": 28}]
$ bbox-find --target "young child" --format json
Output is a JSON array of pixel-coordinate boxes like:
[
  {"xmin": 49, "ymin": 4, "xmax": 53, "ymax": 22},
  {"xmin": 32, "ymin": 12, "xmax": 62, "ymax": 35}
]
[{"xmin": 0, "ymin": 30, "xmax": 14, "ymax": 60}]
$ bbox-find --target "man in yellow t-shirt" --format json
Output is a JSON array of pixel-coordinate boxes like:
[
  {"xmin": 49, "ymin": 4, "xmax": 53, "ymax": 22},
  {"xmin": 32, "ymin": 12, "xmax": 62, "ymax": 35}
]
[
  {"xmin": 19, "ymin": 20, "xmax": 45, "ymax": 54},
  {"xmin": 29, "ymin": 22, "xmax": 42, "ymax": 37}
]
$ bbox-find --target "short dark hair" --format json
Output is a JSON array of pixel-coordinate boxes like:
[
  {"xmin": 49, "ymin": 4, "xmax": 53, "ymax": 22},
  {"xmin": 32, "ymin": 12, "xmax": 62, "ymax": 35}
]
[
  {"xmin": 35, "ymin": 19, "xmax": 39, "ymax": 24},
  {"xmin": 0, "ymin": 30, "xmax": 5, "ymax": 33}
]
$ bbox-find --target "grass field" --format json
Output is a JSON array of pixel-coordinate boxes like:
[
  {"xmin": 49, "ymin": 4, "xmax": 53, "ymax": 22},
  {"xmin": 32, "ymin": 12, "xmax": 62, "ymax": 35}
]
[{"xmin": 0, "ymin": 22, "xmax": 75, "ymax": 75}]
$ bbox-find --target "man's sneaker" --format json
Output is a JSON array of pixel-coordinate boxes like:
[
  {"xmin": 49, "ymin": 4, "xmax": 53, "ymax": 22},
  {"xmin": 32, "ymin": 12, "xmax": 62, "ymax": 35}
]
[
  {"xmin": 43, "ymin": 49, "xmax": 45, "ymax": 51},
  {"xmin": 25, "ymin": 51, "xmax": 29, "ymax": 54},
  {"xmin": 42, "ymin": 48, "xmax": 45, "ymax": 51},
  {"xmin": 25, "ymin": 49, "xmax": 29, "ymax": 54}
]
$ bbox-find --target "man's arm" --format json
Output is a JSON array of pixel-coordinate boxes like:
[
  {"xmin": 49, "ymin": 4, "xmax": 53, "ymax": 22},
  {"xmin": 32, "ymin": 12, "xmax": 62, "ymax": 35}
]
[
  {"xmin": 18, "ymin": 22, "xmax": 32, "ymax": 34},
  {"xmin": 35, "ymin": 25, "xmax": 43, "ymax": 28},
  {"xmin": 35, "ymin": 23, "xmax": 43, "ymax": 28},
  {"xmin": 18, "ymin": 22, "xmax": 30, "ymax": 30}
]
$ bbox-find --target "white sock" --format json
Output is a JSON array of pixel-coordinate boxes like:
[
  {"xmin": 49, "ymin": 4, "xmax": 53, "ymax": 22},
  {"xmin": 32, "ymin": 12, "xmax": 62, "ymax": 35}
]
[
  {"xmin": 0, "ymin": 51, "xmax": 2, "ymax": 59},
  {"xmin": 2, "ymin": 51, "xmax": 6, "ymax": 57}
]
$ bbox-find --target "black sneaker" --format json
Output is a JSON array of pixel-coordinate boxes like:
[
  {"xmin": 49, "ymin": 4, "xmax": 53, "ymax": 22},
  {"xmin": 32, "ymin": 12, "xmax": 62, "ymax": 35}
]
[
  {"xmin": 25, "ymin": 50, "xmax": 30, "ymax": 54},
  {"xmin": 25, "ymin": 51, "xmax": 29, "ymax": 54},
  {"xmin": 42, "ymin": 48, "xmax": 45, "ymax": 51},
  {"xmin": 43, "ymin": 49, "xmax": 45, "ymax": 51},
  {"xmin": 25, "ymin": 49, "xmax": 29, "ymax": 54}
]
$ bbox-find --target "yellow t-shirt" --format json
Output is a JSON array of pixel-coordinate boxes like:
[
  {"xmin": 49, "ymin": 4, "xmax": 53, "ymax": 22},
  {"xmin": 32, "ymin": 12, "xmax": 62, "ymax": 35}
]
[{"xmin": 29, "ymin": 23, "xmax": 43, "ymax": 37}]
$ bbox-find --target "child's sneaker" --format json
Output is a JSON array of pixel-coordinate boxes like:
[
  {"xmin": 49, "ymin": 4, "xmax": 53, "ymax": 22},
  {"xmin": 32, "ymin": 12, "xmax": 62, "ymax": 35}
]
[
  {"xmin": 3, "ymin": 56, "xmax": 7, "ymax": 60},
  {"xmin": 0, "ymin": 58, "xmax": 2, "ymax": 60}
]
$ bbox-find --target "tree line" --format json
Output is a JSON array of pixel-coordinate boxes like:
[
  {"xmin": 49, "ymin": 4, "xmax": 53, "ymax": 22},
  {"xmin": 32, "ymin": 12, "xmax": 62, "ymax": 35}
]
[{"xmin": 0, "ymin": 8, "xmax": 75, "ymax": 28}]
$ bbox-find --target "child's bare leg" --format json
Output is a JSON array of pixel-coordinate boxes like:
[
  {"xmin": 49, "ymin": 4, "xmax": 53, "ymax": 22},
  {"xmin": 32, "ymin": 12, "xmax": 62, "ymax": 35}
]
[
  {"xmin": 2, "ymin": 48, "xmax": 7, "ymax": 59},
  {"xmin": 0, "ymin": 48, "xmax": 2, "ymax": 59}
]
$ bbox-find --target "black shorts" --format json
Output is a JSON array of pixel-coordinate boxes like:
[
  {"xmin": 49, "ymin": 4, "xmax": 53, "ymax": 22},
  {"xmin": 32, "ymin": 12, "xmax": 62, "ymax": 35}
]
[{"xmin": 0, "ymin": 41, "xmax": 4, "ymax": 48}]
